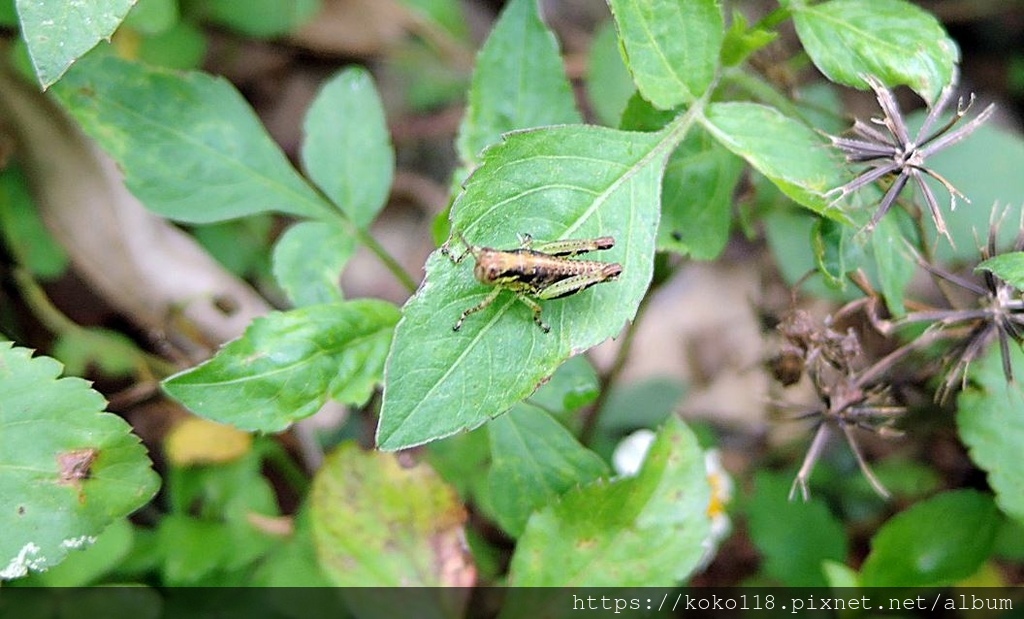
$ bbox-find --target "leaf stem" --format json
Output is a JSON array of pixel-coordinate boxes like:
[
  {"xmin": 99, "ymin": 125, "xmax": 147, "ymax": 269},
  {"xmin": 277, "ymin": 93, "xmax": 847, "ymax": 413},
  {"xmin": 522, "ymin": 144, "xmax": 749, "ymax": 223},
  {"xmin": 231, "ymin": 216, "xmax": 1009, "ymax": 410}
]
[
  {"xmin": 581, "ymin": 256, "xmax": 675, "ymax": 445},
  {"xmin": 11, "ymin": 267, "xmax": 176, "ymax": 377},
  {"xmin": 316, "ymin": 197, "xmax": 420, "ymax": 294},
  {"xmin": 351, "ymin": 220, "xmax": 420, "ymax": 293},
  {"xmin": 393, "ymin": 0, "xmax": 476, "ymax": 70},
  {"xmin": 721, "ymin": 67, "xmax": 806, "ymax": 121},
  {"xmin": 662, "ymin": 84, "xmax": 714, "ymax": 150},
  {"xmin": 259, "ymin": 437, "xmax": 312, "ymax": 494},
  {"xmin": 752, "ymin": 7, "xmax": 792, "ymax": 31},
  {"xmin": 574, "ymin": 93, "xmax": 713, "ymax": 444}
]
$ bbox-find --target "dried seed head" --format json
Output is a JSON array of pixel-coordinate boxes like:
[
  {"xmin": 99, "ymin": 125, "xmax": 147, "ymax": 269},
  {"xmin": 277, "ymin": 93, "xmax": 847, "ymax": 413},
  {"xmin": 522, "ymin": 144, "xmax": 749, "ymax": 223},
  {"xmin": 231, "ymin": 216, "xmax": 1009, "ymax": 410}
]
[
  {"xmin": 826, "ymin": 74, "xmax": 994, "ymax": 243},
  {"xmin": 774, "ymin": 309, "xmax": 905, "ymax": 500}
]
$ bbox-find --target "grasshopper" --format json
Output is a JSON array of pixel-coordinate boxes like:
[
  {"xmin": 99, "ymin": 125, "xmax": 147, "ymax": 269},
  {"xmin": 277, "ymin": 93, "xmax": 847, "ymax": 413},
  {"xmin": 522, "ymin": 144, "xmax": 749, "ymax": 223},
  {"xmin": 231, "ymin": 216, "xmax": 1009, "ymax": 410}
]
[{"xmin": 442, "ymin": 230, "xmax": 623, "ymax": 333}]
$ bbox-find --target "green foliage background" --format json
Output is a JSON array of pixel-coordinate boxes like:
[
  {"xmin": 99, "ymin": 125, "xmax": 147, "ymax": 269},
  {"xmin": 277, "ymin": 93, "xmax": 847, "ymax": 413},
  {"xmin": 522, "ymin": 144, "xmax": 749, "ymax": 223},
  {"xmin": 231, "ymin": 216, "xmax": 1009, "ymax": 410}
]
[{"xmin": 0, "ymin": 0, "xmax": 1022, "ymax": 599}]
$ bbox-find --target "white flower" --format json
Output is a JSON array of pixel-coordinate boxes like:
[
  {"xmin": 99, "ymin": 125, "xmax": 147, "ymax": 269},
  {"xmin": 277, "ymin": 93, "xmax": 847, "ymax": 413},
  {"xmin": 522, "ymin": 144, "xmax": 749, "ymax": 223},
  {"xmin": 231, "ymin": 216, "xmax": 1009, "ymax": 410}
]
[
  {"xmin": 699, "ymin": 449, "xmax": 734, "ymax": 570},
  {"xmin": 611, "ymin": 429, "xmax": 656, "ymax": 477}
]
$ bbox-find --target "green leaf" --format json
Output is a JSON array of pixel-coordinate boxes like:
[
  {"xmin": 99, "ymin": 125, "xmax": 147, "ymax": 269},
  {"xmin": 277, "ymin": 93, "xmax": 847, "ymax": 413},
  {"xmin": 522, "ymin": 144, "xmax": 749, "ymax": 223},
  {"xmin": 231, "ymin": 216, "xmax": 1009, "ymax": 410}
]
[
  {"xmin": 0, "ymin": 343, "xmax": 159, "ymax": 579},
  {"xmin": 124, "ymin": 0, "xmax": 178, "ymax": 35},
  {"xmin": 28, "ymin": 518, "xmax": 133, "ymax": 586},
  {"xmin": 607, "ymin": 0, "xmax": 724, "ymax": 109},
  {"xmin": 195, "ymin": 0, "xmax": 319, "ymax": 37},
  {"xmin": 487, "ymin": 405, "xmax": 609, "ymax": 537},
  {"xmin": 191, "ymin": 216, "xmax": 274, "ymax": 279},
  {"xmin": 659, "ymin": 127, "xmax": 744, "ymax": 259},
  {"xmin": 163, "ymin": 300, "xmax": 399, "ymax": 432},
  {"xmin": 846, "ymin": 458, "xmax": 941, "ymax": 503},
  {"xmin": 870, "ymin": 211, "xmax": 915, "ymax": 316},
  {"xmin": 114, "ymin": 527, "xmax": 159, "ymax": 576},
  {"xmin": 0, "ymin": 165, "xmax": 69, "ymax": 279},
  {"xmin": 0, "ymin": 584, "xmax": 161, "ymax": 617},
  {"xmin": 52, "ymin": 327, "xmax": 141, "ymax": 379},
  {"xmin": 15, "ymin": 0, "xmax": 136, "ymax": 88},
  {"xmin": 821, "ymin": 559, "xmax": 860, "ymax": 588},
  {"xmin": 619, "ymin": 90, "xmax": 677, "ymax": 131},
  {"xmin": 155, "ymin": 514, "xmax": 233, "ymax": 585},
  {"xmin": 311, "ymin": 443, "xmax": 473, "ymax": 587},
  {"xmin": 914, "ymin": 120, "xmax": 1024, "ymax": 264},
  {"xmin": 0, "ymin": 0, "xmax": 17, "ymax": 26},
  {"xmin": 720, "ymin": 10, "xmax": 777, "ymax": 67},
  {"xmin": 167, "ymin": 447, "xmax": 279, "ymax": 524},
  {"xmin": 427, "ymin": 428, "xmax": 491, "ymax": 498},
  {"xmin": 976, "ymin": 252, "xmax": 1024, "ymax": 291},
  {"xmin": 51, "ymin": 53, "xmax": 329, "ymax": 223},
  {"xmin": 860, "ymin": 490, "xmax": 1000, "ymax": 586},
  {"xmin": 586, "ymin": 19, "xmax": 635, "ymax": 127},
  {"xmin": 388, "ymin": 39, "xmax": 468, "ymax": 113},
  {"xmin": 524, "ymin": 354, "xmax": 599, "ymax": 417},
  {"xmin": 136, "ymin": 21, "xmax": 208, "ymax": 70},
  {"xmin": 591, "ymin": 377, "xmax": 685, "ymax": 460},
  {"xmin": 958, "ymin": 346, "xmax": 1024, "ymax": 524},
  {"xmin": 763, "ymin": 206, "xmax": 866, "ymax": 302},
  {"xmin": 505, "ymin": 416, "xmax": 710, "ymax": 587},
  {"xmin": 158, "ymin": 452, "xmax": 279, "ymax": 581},
  {"xmin": 398, "ymin": 0, "xmax": 468, "ymax": 39},
  {"xmin": 456, "ymin": 0, "xmax": 580, "ymax": 165},
  {"xmin": 746, "ymin": 471, "xmax": 847, "ymax": 587},
  {"xmin": 994, "ymin": 517, "xmax": 1024, "ymax": 561},
  {"xmin": 251, "ymin": 509, "xmax": 332, "ymax": 587},
  {"xmin": 812, "ymin": 216, "xmax": 847, "ymax": 288},
  {"xmin": 703, "ymin": 102, "xmax": 848, "ymax": 218},
  {"xmin": 302, "ymin": 67, "xmax": 394, "ymax": 229},
  {"xmin": 271, "ymin": 221, "xmax": 353, "ymax": 307},
  {"xmin": 791, "ymin": 0, "xmax": 957, "ymax": 104},
  {"xmin": 797, "ymin": 81, "xmax": 850, "ymax": 135},
  {"xmin": 620, "ymin": 95, "xmax": 742, "ymax": 259},
  {"xmin": 377, "ymin": 123, "xmax": 671, "ymax": 450}
]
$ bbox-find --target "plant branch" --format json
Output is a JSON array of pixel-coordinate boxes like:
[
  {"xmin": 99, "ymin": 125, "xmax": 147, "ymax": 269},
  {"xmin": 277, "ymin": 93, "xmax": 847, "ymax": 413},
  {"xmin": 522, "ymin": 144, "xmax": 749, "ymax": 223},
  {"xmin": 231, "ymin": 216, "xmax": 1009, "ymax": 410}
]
[
  {"xmin": 752, "ymin": 7, "xmax": 792, "ymax": 31},
  {"xmin": 12, "ymin": 267, "xmax": 177, "ymax": 378},
  {"xmin": 316, "ymin": 195, "xmax": 420, "ymax": 294},
  {"xmin": 721, "ymin": 67, "xmax": 806, "ymax": 121},
  {"xmin": 580, "ymin": 257, "xmax": 675, "ymax": 445},
  {"xmin": 351, "ymin": 219, "xmax": 420, "ymax": 293}
]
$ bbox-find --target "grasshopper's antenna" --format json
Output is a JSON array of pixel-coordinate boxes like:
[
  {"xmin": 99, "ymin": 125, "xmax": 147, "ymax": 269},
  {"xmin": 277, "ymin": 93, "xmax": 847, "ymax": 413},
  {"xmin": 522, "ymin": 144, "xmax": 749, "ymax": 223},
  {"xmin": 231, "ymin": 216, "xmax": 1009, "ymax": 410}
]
[{"xmin": 442, "ymin": 227, "xmax": 476, "ymax": 263}]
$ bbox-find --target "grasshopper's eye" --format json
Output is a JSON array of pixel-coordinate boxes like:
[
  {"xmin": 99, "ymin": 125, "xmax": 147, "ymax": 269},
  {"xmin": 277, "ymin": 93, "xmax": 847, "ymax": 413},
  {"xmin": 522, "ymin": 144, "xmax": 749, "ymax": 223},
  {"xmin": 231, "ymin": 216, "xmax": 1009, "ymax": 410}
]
[{"xmin": 475, "ymin": 262, "xmax": 498, "ymax": 283}]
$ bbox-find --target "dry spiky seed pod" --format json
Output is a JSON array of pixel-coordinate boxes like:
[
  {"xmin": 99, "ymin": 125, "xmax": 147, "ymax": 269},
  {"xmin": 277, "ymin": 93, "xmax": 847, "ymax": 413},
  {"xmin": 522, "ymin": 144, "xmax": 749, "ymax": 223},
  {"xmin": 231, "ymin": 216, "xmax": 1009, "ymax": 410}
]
[
  {"xmin": 894, "ymin": 221, "xmax": 1024, "ymax": 402},
  {"xmin": 826, "ymin": 74, "xmax": 994, "ymax": 242},
  {"xmin": 773, "ymin": 309, "xmax": 906, "ymax": 500}
]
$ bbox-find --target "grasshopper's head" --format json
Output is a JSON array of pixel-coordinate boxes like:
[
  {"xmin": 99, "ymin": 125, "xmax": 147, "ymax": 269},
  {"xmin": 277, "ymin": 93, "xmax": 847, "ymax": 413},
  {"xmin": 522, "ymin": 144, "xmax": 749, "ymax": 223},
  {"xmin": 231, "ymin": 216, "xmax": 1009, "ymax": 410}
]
[
  {"xmin": 450, "ymin": 229, "xmax": 519, "ymax": 285},
  {"xmin": 473, "ymin": 249, "xmax": 516, "ymax": 285}
]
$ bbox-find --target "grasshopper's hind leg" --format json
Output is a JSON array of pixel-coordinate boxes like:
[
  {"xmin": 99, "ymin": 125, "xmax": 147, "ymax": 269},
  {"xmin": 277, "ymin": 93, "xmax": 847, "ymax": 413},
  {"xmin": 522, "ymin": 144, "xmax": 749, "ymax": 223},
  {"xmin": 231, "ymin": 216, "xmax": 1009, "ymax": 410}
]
[
  {"xmin": 515, "ymin": 294, "xmax": 550, "ymax": 333},
  {"xmin": 453, "ymin": 288, "xmax": 502, "ymax": 331},
  {"xmin": 536, "ymin": 263, "xmax": 623, "ymax": 300}
]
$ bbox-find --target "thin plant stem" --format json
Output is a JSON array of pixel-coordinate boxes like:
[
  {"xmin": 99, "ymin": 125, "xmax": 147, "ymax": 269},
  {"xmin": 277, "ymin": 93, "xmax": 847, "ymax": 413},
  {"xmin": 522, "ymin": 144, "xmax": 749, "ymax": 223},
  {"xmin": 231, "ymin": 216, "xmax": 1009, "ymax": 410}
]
[
  {"xmin": 580, "ymin": 263, "xmax": 673, "ymax": 446},
  {"xmin": 752, "ymin": 7, "xmax": 792, "ymax": 31},
  {"xmin": 721, "ymin": 67, "xmax": 806, "ymax": 121},
  {"xmin": 259, "ymin": 438, "xmax": 312, "ymax": 495},
  {"xmin": 12, "ymin": 267, "xmax": 176, "ymax": 378},
  {"xmin": 352, "ymin": 220, "xmax": 420, "ymax": 293},
  {"xmin": 314, "ymin": 190, "xmax": 420, "ymax": 294}
]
